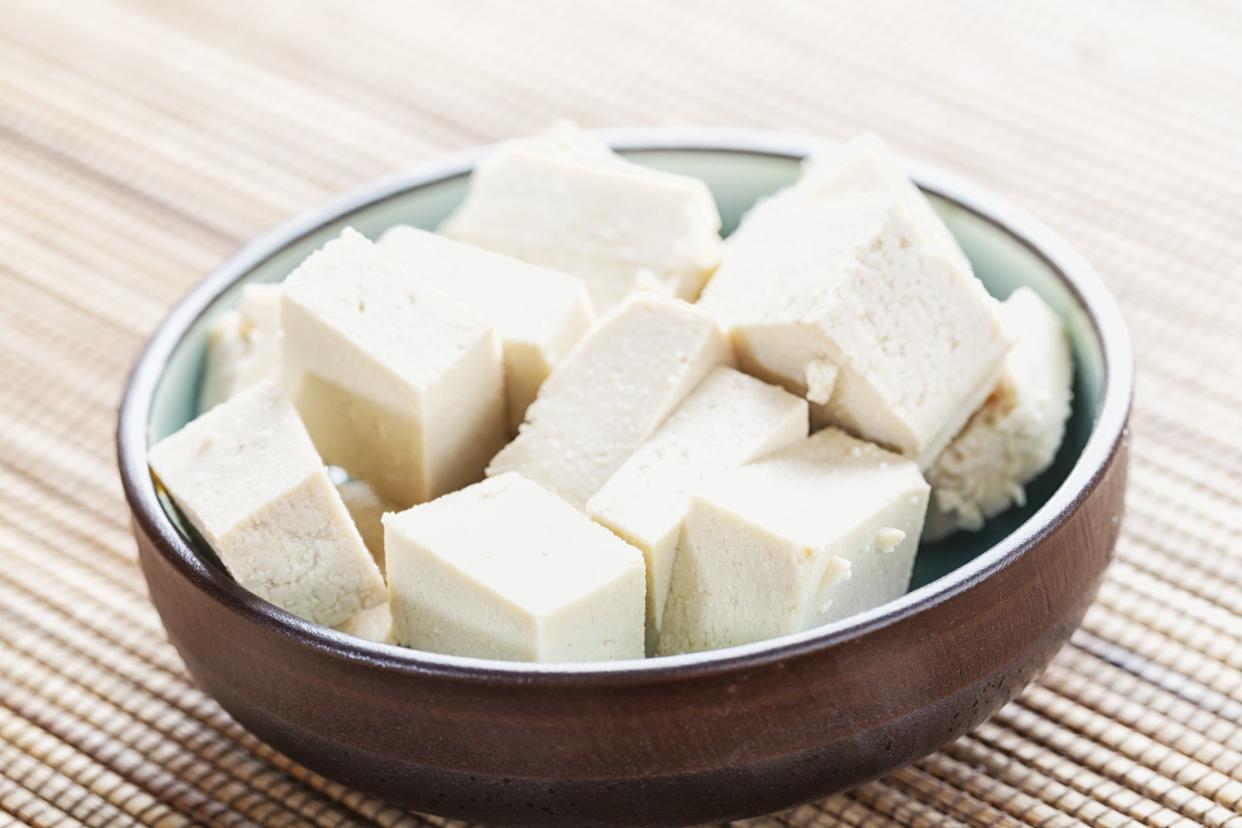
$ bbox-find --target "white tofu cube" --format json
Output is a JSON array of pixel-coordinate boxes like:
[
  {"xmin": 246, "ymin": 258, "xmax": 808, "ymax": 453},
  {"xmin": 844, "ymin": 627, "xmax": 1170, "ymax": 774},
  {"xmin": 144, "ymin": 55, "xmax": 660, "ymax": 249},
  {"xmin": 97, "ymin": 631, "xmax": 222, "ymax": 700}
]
[
  {"xmin": 923, "ymin": 288, "xmax": 1073, "ymax": 540},
  {"xmin": 378, "ymin": 225, "xmax": 593, "ymax": 431},
  {"xmin": 334, "ymin": 478, "xmax": 397, "ymax": 642},
  {"xmin": 658, "ymin": 428, "xmax": 929, "ymax": 655},
  {"xmin": 385, "ymin": 473, "xmax": 646, "ymax": 662},
  {"xmin": 281, "ymin": 228, "xmax": 507, "ymax": 507},
  {"xmin": 698, "ymin": 194, "xmax": 1009, "ymax": 467},
  {"xmin": 487, "ymin": 295, "xmax": 732, "ymax": 510},
  {"xmin": 199, "ymin": 283, "xmax": 283, "ymax": 412},
  {"xmin": 335, "ymin": 478, "xmax": 396, "ymax": 572},
  {"xmin": 148, "ymin": 381, "xmax": 386, "ymax": 627},
  {"xmin": 440, "ymin": 122, "xmax": 723, "ymax": 312},
  {"xmin": 335, "ymin": 603, "xmax": 394, "ymax": 644},
  {"xmin": 587, "ymin": 366, "xmax": 808, "ymax": 653},
  {"xmin": 792, "ymin": 133, "xmax": 972, "ymax": 273}
]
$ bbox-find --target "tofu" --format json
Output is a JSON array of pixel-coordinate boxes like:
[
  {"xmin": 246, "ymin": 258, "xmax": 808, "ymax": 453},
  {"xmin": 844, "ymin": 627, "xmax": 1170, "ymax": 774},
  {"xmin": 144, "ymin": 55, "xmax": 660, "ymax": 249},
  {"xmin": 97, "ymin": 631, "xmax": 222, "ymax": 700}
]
[
  {"xmin": 378, "ymin": 225, "xmax": 593, "ymax": 431},
  {"xmin": 697, "ymin": 194, "xmax": 1009, "ymax": 467},
  {"xmin": 334, "ymin": 479, "xmax": 397, "ymax": 641},
  {"xmin": 587, "ymin": 366, "xmax": 808, "ymax": 653},
  {"xmin": 791, "ymin": 134, "xmax": 972, "ymax": 273},
  {"xmin": 199, "ymin": 283, "xmax": 283, "ymax": 412},
  {"xmin": 440, "ymin": 122, "xmax": 723, "ymax": 312},
  {"xmin": 923, "ymin": 288, "xmax": 1073, "ymax": 540},
  {"xmin": 385, "ymin": 473, "xmax": 646, "ymax": 662},
  {"xmin": 335, "ymin": 479, "xmax": 396, "ymax": 572},
  {"xmin": 148, "ymin": 381, "xmax": 386, "ymax": 627},
  {"xmin": 658, "ymin": 428, "xmax": 929, "ymax": 655},
  {"xmin": 335, "ymin": 603, "xmax": 394, "ymax": 644},
  {"xmin": 627, "ymin": 268, "xmax": 676, "ymax": 297},
  {"xmin": 281, "ymin": 228, "xmax": 507, "ymax": 507},
  {"xmin": 487, "ymin": 295, "xmax": 732, "ymax": 510}
]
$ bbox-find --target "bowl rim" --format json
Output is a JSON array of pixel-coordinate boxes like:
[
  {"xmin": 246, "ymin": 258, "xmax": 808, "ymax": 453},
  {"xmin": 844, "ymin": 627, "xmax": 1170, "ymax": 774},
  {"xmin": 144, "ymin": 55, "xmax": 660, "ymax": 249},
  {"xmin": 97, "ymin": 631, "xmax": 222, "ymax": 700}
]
[{"xmin": 117, "ymin": 126, "xmax": 1133, "ymax": 685}]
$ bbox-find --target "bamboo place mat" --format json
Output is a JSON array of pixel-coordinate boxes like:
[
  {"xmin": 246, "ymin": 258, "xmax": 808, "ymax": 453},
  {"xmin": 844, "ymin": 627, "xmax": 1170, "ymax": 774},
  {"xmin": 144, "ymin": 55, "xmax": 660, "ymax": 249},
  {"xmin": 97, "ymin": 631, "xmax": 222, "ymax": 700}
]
[{"xmin": 1, "ymin": 1, "xmax": 1239, "ymax": 826}]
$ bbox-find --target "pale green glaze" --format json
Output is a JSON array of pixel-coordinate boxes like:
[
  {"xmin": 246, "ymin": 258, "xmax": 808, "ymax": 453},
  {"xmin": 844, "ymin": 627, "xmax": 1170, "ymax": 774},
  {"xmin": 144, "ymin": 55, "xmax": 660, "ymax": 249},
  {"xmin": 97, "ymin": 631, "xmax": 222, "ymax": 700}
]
[{"xmin": 149, "ymin": 148, "xmax": 1102, "ymax": 591}]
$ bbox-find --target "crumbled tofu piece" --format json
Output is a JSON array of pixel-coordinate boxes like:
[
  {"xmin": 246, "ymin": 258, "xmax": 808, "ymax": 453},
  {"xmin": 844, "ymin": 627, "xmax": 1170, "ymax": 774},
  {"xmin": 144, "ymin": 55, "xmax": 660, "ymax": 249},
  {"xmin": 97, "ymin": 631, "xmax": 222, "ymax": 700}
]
[
  {"xmin": 791, "ymin": 133, "xmax": 972, "ymax": 273},
  {"xmin": 923, "ymin": 288, "xmax": 1073, "ymax": 540},
  {"xmin": 697, "ymin": 194, "xmax": 1009, "ymax": 467},
  {"xmin": 148, "ymin": 381, "xmax": 386, "ymax": 627},
  {"xmin": 335, "ymin": 479, "xmax": 396, "ymax": 572},
  {"xmin": 658, "ymin": 428, "xmax": 929, "ymax": 655},
  {"xmin": 335, "ymin": 602, "xmax": 394, "ymax": 644},
  {"xmin": 874, "ymin": 527, "xmax": 907, "ymax": 553},
  {"xmin": 587, "ymin": 366, "xmax": 808, "ymax": 653},
  {"xmin": 281, "ymin": 228, "xmax": 507, "ymax": 507},
  {"xmin": 440, "ymin": 122, "xmax": 723, "ymax": 312},
  {"xmin": 487, "ymin": 295, "xmax": 732, "ymax": 510},
  {"xmin": 385, "ymin": 473, "xmax": 646, "ymax": 662},
  {"xmin": 378, "ymin": 225, "xmax": 593, "ymax": 431},
  {"xmin": 804, "ymin": 358, "xmax": 840, "ymax": 406},
  {"xmin": 199, "ymin": 283, "xmax": 283, "ymax": 412}
]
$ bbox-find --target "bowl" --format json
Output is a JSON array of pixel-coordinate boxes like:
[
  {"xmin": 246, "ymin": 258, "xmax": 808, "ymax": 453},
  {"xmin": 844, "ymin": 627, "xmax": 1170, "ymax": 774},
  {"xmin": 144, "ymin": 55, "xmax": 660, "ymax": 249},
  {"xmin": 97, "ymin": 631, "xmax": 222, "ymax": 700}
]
[{"xmin": 117, "ymin": 128, "xmax": 1132, "ymax": 827}]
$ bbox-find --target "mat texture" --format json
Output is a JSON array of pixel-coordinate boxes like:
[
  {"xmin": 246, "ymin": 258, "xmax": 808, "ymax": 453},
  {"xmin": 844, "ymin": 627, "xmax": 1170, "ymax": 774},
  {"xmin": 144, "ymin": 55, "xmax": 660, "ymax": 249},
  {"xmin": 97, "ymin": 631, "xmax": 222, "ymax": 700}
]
[{"xmin": 1, "ymin": 1, "xmax": 1240, "ymax": 825}]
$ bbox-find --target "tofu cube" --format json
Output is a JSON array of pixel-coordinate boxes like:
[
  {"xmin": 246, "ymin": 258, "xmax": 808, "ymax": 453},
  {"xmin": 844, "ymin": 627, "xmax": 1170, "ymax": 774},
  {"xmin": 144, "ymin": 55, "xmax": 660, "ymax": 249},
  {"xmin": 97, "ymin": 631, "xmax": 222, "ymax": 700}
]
[
  {"xmin": 199, "ymin": 283, "xmax": 283, "ymax": 412},
  {"xmin": 385, "ymin": 473, "xmax": 646, "ymax": 662},
  {"xmin": 148, "ymin": 381, "xmax": 386, "ymax": 627},
  {"xmin": 923, "ymin": 288, "xmax": 1073, "ymax": 540},
  {"xmin": 440, "ymin": 122, "xmax": 723, "ymax": 312},
  {"xmin": 334, "ymin": 478, "xmax": 397, "ymax": 641},
  {"xmin": 792, "ymin": 133, "xmax": 972, "ymax": 273},
  {"xmin": 658, "ymin": 428, "xmax": 929, "ymax": 655},
  {"xmin": 588, "ymin": 366, "xmax": 808, "ymax": 653},
  {"xmin": 335, "ymin": 603, "xmax": 394, "ymax": 644},
  {"xmin": 697, "ymin": 194, "xmax": 1009, "ymax": 467},
  {"xmin": 281, "ymin": 228, "xmax": 507, "ymax": 507},
  {"xmin": 379, "ymin": 225, "xmax": 593, "ymax": 431},
  {"xmin": 335, "ymin": 478, "xmax": 396, "ymax": 572},
  {"xmin": 487, "ymin": 295, "xmax": 732, "ymax": 510}
]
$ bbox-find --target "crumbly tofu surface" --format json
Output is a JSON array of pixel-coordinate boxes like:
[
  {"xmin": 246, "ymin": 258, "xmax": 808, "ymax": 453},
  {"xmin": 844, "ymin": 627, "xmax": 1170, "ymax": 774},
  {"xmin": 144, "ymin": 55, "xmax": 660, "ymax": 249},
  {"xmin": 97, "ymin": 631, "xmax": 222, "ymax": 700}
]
[
  {"xmin": 587, "ymin": 366, "xmax": 808, "ymax": 653},
  {"xmin": 440, "ymin": 122, "xmax": 723, "ymax": 312},
  {"xmin": 335, "ymin": 478, "xmax": 396, "ymax": 572},
  {"xmin": 658, "ymin": 428, "xmax": 929, "ymax": 655},
  {"xmin": 697, "ymin": 194, "xmax": 1009, "ymax": 467},
  {"xmin": 378, "ymin": 225, "xmax": 593, "ymax": 431},
  {"xmin": 487, "ymin": 295, "xmax": 732, "ymax": 510},
  {"xmin": 199, "ymin": 283, "xmax": 284, "ymax": 412},
  {"xmin": 281, "ymin": 228, "xmax": 507, "ymax": 507},
  {"xmin": 148, "ymin": 381, "xmax": 386, "ymax": 627},
  {"xmin": 791, "ymin": 134, "xmax": 971, "ymax": 272},
  {"xmin": 335, "ymin": 602, "xmax": 394, "ymax": 644},
  {"xmin": 923, "ymin": 287, "xmax": 1073, "ymax": 540},
  {"xmin": 385, "ymin": 473, "xmax": 646, "ymax": 662}
]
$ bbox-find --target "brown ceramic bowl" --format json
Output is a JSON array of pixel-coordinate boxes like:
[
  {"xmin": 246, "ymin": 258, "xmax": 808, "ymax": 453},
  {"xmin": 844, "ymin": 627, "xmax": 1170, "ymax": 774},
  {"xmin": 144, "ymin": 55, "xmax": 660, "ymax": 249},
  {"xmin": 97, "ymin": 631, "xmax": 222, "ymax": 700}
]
[{"xmin": 117, "ymin": 128, "xmax": 1132, "ymax": 827}]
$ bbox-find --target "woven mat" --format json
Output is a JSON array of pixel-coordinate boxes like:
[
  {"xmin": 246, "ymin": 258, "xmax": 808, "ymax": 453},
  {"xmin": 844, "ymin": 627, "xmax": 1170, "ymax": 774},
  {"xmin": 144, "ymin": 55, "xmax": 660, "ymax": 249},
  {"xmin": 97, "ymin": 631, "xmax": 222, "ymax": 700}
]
[{"xmin": 1, "ymin": 1, "xmax": 1239, "ymax": 825}]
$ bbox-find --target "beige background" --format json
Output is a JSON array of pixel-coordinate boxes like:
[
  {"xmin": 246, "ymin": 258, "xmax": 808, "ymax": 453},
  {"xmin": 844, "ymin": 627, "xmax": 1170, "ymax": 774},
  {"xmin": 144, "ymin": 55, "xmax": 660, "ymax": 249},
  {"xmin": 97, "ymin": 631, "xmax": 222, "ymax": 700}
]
[{"xmin": 1, "ymin": 1, "xmax": 1240, "ymax": 825}]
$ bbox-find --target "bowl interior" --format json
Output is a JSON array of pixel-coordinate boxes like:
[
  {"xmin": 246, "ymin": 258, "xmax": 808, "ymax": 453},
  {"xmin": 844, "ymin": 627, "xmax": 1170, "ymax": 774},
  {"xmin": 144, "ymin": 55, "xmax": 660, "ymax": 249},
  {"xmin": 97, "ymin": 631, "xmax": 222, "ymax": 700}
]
[{"xmin": 148, "ymin": 147, "xmax": 1103, "ymax": 595}]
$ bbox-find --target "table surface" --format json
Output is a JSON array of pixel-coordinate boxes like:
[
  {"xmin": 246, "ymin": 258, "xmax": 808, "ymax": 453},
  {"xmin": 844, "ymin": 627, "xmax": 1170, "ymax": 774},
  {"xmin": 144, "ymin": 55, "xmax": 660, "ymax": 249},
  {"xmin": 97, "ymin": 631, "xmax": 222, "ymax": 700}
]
[{"xmin": 1, "ymin": 1, "xmax": 1240, "ymax": 826}]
